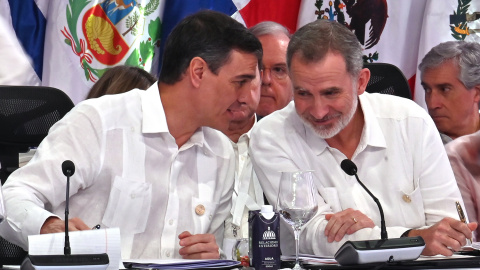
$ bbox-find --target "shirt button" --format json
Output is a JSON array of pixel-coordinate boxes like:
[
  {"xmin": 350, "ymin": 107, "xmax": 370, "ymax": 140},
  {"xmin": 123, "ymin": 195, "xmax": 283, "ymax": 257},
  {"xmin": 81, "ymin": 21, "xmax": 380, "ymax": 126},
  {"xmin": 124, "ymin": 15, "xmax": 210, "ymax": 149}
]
[
  {"xmin": 402, "ymin": 194, "xmax": 411, "ymax": 203},
  {"xmin": 166, "ymin": 251, "xmax": 171, "ymax": 257},
  {"xmin": 195, "ymin": 204, "xmax": 205, "ymax": 216},
  {"xmin": 240, "ymin": 156, "xmax": 245, "ymax": 161},
  {"xmin": 131, "ymin": 194, "xmax": 136, "ymax": 199},
  {"xmin": 209, "ymin": 215, "xmax": 212, "ymax": 220},
  {"xmin": 169, "ymin": 219, "xmax": 173, "ymax": 225}
]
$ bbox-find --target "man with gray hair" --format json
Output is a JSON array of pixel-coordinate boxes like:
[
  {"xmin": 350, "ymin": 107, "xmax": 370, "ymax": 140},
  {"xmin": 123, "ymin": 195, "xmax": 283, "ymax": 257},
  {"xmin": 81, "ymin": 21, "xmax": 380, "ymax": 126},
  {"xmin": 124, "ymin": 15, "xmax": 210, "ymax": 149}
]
[
  {"xmin": 250, "ymin": 21, "xmax": 293, "ymax": 119},
  {"xmin": 419, "ymin": 41, "xmax": 480, "ymax": 144},
  {"xmin": 250, "ymin": 19, "xmax": 476, "ymax": 257}
]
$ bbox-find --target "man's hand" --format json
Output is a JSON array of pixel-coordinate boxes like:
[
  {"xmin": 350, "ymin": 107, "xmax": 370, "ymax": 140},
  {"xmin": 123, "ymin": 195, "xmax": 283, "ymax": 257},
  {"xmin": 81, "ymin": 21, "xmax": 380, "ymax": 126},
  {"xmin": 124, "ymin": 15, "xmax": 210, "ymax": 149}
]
[
  {"xmin": 178, "ymin": 231, "xmax": 219, "ymax": 259},
  {"xmin": 324, "ymin": 208, "xmax": 375, "ymax": 243},
  {"xmin": 409, "ymin": 217, "xmax": 477, "ymax": 256},
  {"xmin": 40, "ymin": 216, "xmax": 90, "ymax": 234}
]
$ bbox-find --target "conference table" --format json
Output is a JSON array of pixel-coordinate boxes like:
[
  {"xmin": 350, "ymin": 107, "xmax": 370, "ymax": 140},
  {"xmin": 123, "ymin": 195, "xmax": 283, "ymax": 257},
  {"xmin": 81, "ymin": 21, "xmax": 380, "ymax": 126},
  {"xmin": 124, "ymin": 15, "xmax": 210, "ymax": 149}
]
[{"xmin": 2, "ymin": 256, "xmax": 480, "ymax": 270}]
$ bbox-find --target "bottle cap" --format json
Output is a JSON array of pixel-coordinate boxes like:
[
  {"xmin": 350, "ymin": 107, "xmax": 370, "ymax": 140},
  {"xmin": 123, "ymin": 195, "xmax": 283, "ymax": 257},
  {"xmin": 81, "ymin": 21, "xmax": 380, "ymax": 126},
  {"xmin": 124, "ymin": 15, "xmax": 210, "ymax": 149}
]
[
  {"xmin": 261, "ymin": 205, "xmax": 273, "ymax": 214},
  {"xmin": 260, "ymin": 205, "xmax": 274, "ymax": 220}
]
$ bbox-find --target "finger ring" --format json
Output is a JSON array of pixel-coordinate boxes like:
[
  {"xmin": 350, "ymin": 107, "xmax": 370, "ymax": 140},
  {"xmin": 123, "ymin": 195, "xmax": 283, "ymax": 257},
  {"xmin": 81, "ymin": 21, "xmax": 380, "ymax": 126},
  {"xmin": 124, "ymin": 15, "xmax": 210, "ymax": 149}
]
[{"xmin": 352, "ymin": 217, "xmax": 358, "ymax": 223}]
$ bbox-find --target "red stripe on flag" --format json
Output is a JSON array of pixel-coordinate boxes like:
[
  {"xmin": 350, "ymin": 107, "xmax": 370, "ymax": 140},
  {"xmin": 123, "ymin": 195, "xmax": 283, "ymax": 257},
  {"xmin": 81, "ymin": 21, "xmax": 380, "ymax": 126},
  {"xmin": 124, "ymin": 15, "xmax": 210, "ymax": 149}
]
[
  {"xmin": 239, "ymin": 0, "xmax": 302, "ymax": 34},
  {"xmin": 408, "ymin": 74, "xmax": 416, "ymax": 100}
]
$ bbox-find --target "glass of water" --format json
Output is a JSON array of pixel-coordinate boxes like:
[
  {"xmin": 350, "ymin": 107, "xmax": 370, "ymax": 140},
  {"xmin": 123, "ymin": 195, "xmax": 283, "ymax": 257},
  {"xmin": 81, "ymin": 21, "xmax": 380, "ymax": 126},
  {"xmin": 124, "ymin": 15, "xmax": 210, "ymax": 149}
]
[{"xmin": 277, "ymin": 171, "xmax": 318, "ymax": 270}]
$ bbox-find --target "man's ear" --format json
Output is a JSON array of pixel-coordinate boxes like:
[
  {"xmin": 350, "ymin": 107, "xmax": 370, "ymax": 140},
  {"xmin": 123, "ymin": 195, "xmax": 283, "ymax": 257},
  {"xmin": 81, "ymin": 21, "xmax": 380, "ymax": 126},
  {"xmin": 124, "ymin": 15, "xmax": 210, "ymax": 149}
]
[
  {"xmin": 356, "ymin": 68, "xmax": 370, "ymax": 95},
  {"xmin": 473, "ymin": 84, "xmax": 480, "ymax": 107},
  {"xmin": 189, "ymin": 57, "xmax": 208, "ymax": 88}
]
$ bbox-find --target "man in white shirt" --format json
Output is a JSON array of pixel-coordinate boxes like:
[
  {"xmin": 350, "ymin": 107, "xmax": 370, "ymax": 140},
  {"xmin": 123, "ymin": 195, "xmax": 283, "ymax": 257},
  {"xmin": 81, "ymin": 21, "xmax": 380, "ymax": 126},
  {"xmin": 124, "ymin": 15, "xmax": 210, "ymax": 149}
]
[
  {"xmin": 249, "ymin": 21, "xmax": 293, "ymax": 119},
  {"xmin": 219, "ymin": 61, "xmax": 263, "ymax": 259},
  {"xmin": 0, "ymin": 10, "xmax": 263, "ymax": 260},
  {"xmin": 419, "ymin": 41, "xmax": 480, "ymax": 144},
  {"xmin": 250, "ymin": 19, "xmax": 476, "ymax": 257}
]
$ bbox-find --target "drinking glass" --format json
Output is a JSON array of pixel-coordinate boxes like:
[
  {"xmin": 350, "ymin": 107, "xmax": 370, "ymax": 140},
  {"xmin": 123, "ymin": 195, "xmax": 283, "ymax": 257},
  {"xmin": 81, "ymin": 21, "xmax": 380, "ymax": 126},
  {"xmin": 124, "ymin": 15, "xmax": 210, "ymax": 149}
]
[
  {"xmin": 232, "ymin": 238, "xmax": 250, "ymax": 268},
  {"xmin": 277, "ymin": 171, "xmax": 318, "ymax": 270}
]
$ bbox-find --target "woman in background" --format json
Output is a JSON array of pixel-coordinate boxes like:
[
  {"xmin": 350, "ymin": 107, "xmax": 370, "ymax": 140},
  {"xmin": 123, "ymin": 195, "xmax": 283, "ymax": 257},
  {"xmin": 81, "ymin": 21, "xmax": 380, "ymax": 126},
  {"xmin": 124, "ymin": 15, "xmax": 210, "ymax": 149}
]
[{"xmin": 86, "ymin": 65, "xmax": 157, "ymax": 99}]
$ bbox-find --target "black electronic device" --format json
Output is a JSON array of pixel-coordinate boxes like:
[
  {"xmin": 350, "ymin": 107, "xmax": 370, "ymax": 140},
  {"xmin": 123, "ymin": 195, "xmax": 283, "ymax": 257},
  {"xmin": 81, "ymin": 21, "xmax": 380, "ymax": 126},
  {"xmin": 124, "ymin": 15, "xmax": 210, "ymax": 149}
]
[
  {"xmin": 20, "ymin": 160, "xmax": 109, "ymax": 270},
  {"xmin": 334, "ymin": 159, "xmax": 425, "ymax": 265}
]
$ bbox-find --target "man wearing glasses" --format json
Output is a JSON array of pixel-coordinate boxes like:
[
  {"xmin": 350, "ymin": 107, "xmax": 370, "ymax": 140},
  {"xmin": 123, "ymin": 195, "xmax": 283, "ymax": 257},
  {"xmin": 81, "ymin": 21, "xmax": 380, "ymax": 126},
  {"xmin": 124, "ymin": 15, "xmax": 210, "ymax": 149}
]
[{"xmin": 250, "ymin": 22, "xmax": 293, "ymax": 119}]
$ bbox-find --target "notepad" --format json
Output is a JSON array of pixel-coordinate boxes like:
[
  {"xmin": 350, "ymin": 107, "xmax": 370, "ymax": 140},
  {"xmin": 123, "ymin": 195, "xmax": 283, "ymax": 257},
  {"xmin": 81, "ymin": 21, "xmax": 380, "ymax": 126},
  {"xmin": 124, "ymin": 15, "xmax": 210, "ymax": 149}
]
[{"xmin": 28, "ymin": 228, "xmax": 122, "ymax": 270}]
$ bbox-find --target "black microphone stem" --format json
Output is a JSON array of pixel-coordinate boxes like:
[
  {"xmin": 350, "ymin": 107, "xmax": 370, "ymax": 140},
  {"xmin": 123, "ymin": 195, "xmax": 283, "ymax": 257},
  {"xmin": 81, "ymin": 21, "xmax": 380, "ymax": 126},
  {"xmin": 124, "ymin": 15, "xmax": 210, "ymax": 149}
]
[
  {"xmin": 353, "ymin": 174, "xmax": 388, "ymax": 240},
  {"xmin": 64, "ymin": 175, "xmax": 71, "ymax": 255}
]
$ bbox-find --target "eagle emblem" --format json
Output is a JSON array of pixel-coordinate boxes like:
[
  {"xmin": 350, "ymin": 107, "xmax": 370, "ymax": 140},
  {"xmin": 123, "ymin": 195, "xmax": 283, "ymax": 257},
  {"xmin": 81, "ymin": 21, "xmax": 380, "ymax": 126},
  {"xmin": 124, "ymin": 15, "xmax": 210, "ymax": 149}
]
[{"xmin": 315, "ymin": 0, "xmax": 389, "ymax": 62}]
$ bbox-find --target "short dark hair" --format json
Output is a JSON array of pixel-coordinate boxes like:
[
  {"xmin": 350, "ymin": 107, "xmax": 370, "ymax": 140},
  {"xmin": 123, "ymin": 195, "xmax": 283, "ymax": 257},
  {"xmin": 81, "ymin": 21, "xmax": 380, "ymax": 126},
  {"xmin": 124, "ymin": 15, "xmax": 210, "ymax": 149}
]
[
  {"xmin": 86, "ymin": 65, "xmax": 157, "ymax": 99},
  {"xmin": 287, "ymin": 20, "xmax": 363, "ymax": 78},
  {"xmin": 159, "ymin": 10, "xmax": 263, "ymax": 84}
]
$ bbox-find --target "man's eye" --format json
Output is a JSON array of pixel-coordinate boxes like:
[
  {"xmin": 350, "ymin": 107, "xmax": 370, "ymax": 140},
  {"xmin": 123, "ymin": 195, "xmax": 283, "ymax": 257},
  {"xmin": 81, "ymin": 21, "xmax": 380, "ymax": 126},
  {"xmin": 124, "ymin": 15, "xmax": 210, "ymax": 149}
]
[
  {"xmin": 296, "ymin": 91, "xmax": 310, "ymax": 96},
  {"xmin": 237, "ymin": 80, "xmax": 247, "ymax": 87},
  {"xmin": 324, "ymin": 90, "xmax": 339, "ymax": 96},
  {"xmin": 273, "ymin": 67, "xmax": 287, "ymax": 75},
  {"xmin": 441, "ymin": 87, "xmax": 451, "ymax": 92}
]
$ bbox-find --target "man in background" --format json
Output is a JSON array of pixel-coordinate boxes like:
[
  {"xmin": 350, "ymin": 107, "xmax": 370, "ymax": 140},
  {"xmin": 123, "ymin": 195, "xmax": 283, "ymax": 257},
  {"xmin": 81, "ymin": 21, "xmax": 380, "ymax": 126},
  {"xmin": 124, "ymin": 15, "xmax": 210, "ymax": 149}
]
[
  {"xmin": 0, "ymin": 10, "xmax": 262, "ymax": 260},
  {"xmin": 419, "ymin": 41, "xmax": 480, "ymax": 144},
  {"xmin": 250, "ymin": 21, "xmax": 293, "ymax": 119},
  {"xmin": 220, "ymin": 66, "xmax": 263, "ymax": 259},
  {"xmin": 250, "ymin": 19, "xmax": 476, "ymax": 257}
]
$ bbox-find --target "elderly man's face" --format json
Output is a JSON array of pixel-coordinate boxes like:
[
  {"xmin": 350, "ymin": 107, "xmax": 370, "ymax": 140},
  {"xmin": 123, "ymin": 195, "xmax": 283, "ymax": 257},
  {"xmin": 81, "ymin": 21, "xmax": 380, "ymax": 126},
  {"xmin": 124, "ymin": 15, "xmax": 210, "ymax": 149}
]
[
  {"xmin": 291, "ymin": 52, "xmax": 367, "ymax": 139},
  {"xmin": 422, "ymin": 60, "xmax": 480, "ymax": 139},
  {"xmin": 256, "ymin": 34, "xmax": 293, "ymax": 117}
]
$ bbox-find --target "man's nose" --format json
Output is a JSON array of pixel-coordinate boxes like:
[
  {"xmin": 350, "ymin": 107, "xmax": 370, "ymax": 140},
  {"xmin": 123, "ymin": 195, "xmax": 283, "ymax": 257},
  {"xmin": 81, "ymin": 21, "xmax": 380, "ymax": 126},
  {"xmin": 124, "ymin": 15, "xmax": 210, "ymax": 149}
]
[
  {"xmin": 309, "ymin": 98, "xmax": 329, "ymax": 119},
  {"xmin": 262, "ymin": 68, "xmax": 272, "ymax": 85},
  {"xmin": 426, "ymin": 90, "xmax": 442, "ymax": 110}
]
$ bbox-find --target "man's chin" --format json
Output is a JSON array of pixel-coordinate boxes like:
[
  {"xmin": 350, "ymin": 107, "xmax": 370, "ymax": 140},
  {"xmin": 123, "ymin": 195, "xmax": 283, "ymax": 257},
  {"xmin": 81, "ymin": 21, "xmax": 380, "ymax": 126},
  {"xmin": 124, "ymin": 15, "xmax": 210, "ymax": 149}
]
[
  {"xmin": 300, "ymin": 116, "xmax": 340, "ymax": 139},
  {"xmin": 227, "ymin": 110, "xmax": 252, "ymax": 122}
]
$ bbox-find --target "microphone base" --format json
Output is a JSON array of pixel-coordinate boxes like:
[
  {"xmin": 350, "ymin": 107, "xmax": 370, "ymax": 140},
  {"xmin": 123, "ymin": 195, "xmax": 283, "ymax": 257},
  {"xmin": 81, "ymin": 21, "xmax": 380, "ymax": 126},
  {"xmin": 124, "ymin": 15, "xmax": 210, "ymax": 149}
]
[
  {"xmin": 21, "ymin": 254, "xmax": 109, "ymax": 270},
  {"xmin": 334, "ymin": 236, "xmax": 425, "ymax": 265}
]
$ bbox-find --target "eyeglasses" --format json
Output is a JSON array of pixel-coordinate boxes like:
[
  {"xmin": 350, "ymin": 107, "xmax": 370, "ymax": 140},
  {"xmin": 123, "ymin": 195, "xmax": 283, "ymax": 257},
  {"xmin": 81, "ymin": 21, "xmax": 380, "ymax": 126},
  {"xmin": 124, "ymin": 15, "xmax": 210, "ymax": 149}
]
[{"xmin": 262, "ymin": 66, "xmax": 288, "ymax": 80}]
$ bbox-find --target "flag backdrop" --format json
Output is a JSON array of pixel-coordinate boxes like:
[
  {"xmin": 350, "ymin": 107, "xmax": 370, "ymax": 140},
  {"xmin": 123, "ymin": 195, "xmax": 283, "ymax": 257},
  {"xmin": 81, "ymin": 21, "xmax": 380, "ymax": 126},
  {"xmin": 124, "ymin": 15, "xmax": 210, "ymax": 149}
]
[{"xmin": 2, "ymin": 0, "xmax": 480, "ymax": 107}]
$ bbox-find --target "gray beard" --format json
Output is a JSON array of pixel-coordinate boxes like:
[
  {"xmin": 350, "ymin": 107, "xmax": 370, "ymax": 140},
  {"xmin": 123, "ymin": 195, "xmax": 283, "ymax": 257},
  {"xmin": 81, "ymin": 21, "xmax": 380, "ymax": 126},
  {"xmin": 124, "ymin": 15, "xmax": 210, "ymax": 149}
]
[{"xmin": 300, "ymin": 97, "xmax": 358, "ymax": 139}]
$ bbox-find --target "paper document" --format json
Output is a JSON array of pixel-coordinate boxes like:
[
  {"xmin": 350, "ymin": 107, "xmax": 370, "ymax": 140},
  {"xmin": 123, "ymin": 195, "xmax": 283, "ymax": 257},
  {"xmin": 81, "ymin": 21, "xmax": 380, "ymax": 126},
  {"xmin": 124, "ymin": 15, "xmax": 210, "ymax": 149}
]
[
  {"xmin": 281, "ymin": 254, "xmax": 337, "ymax": 265},
  {"xmin": 28, "ymin": 227, "xmax": 122, "ymax": 270},
  {"xmin": 123, "ymin": 259, "xmax": 241, "ymax": 269}
]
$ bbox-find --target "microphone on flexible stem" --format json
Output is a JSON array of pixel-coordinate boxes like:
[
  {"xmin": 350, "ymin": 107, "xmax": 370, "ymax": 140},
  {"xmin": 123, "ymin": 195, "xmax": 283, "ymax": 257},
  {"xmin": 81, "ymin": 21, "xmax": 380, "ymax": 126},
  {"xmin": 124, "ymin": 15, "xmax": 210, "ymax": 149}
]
[
  {"xmin": 333, "ymin": 159, "xmax": 425, "ymax": 265},
  {"xmin": 62, "ymin": 160, "xmax": 75, "ymax": 256},
  {"xmin": 21, "ymin": 160, "xmax": 109, "ymax": 270},
  {"xmin": 340, "ymin": 160, "xmax": 388, "ymax": 240}
]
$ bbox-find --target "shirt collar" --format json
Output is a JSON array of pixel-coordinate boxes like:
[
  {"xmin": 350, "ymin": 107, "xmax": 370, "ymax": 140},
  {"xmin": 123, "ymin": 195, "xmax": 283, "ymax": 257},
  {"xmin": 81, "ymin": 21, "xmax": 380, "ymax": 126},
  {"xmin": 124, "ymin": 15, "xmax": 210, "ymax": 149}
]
[
  {"xmin": 140, "ymin": 82, "xmax": 230, "ymax": 158},
  {"xmin": 359, "ymin": 92, "xmax": 387, "ymax": 149},
  {"xmin": 141, "ymin": 82, "xmax": 169, "ymax": 134}
]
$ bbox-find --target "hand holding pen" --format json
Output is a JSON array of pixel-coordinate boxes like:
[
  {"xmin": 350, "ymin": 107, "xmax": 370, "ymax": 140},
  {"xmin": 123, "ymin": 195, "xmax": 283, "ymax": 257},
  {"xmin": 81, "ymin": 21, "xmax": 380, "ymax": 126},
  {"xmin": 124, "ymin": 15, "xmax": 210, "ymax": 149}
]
[{"xmin": 456, "ymin": 201, "xmax": 473, "ymax": 244}]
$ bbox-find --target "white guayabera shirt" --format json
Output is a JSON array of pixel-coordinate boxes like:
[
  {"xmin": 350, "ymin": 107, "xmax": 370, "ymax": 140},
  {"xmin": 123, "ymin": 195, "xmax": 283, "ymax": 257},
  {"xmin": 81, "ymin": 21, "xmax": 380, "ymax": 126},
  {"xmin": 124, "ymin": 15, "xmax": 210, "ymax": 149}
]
[
  {"xmin": 250, "ymin": 92, "xmax": 465, "ymax": 256},
  {"xmin": 0, "ymin": 83, "xmax": 235, "ymax": 259}
]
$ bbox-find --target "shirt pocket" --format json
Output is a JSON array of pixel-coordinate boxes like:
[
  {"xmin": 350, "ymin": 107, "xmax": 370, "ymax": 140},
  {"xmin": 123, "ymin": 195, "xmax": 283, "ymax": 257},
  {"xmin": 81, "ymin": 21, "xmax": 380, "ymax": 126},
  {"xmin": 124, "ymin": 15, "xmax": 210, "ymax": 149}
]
[
  {"xmin": 191, "ymin": 197, "xmax": 218, "ymax": 233},
  {"xmin": 102, "ymin": 176, "xmax": 152, "ymax": 234},
  {"xmin": 399, "ymin": 186, "xmax": 425, "ymax": 228}
]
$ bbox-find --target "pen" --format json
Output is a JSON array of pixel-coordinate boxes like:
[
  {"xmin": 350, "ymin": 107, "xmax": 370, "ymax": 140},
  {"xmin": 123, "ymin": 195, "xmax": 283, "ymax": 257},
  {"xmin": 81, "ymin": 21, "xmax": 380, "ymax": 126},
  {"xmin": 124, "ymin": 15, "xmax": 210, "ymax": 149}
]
[
  {"xmin": 456, "ymin": 201, "xmax": 473, "ymax": 244},
  {"xmin": 92, "ymin": 224, "xmax": 101, "ymax": 230}
]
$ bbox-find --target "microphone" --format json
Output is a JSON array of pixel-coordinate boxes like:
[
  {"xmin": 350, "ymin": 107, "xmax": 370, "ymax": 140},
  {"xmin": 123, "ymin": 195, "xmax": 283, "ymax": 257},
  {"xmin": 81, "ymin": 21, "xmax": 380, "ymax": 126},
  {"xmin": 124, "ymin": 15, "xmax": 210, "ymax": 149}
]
[
  {"xmin": 334, "ymin": 159, "xmax": 425, "ymax": 265},
  {"xmin": 340, "ymin": 160, "xmax": 387, "ymax": 240},
  {"xmin": 21, "ymin": 160, "xmax": 109, "ymax": 270},
  {"xmin": 62, "ymin": 160, "xmax": 75, "ymax": 255}
]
